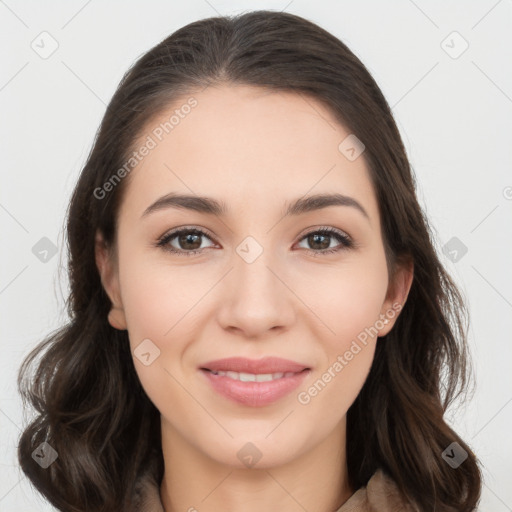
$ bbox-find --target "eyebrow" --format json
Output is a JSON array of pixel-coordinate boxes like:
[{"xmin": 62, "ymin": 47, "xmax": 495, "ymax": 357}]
[{"xmin": 141, "ymin": 192, "xmax": 370, "ymax": 221}]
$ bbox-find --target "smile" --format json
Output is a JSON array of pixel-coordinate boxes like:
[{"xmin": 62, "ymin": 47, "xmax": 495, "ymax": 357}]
[
  {"xmin": 201, "ymin": 366, "xmax": 310, "ymax": 407},
  {"xmin": 208, "ymin": 370, "xmax": 298, "ymax": 381}
]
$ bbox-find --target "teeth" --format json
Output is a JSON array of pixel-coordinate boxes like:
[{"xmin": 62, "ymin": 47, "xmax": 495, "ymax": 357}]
[
  {"xmin": 256, "ymin": 373, "xmax": 281, "ymax": 382},
  {"xmin": 210, "ymin": 370, "xmax": 295, "ymax": 381}
]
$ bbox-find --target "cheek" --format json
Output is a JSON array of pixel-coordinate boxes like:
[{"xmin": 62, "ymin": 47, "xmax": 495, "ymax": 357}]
[
  {"xmin": 309, "ymin": 257, "xmax": 387, "ymax": 412},
  {"xmin": 295, "ymin": 254, "xmax": 389, "ymax": 348},
  {"xmin": 119, "ymin": 255, "xmax": 210, "ymax": 345},
  {"xmin": 115, "ymin": 254, "xmax": 194, "ymax": 392},
  {"xmin": 292, "ymin": 253, "xmax": 387, "ymax": 413},
  {"xmin": 118, "ymin": 261, "xmax": 199, "ymax": 418},
  {"xmin": 297, "ymin": 266, "xmax": 384, "ymax": 418},
  {"xmin": 299, "ymin": 341, "xmax": 376, "ymax": 428}
]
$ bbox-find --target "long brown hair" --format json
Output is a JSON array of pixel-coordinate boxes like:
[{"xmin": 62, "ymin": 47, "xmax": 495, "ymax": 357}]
[{"xmin": 17, "ymin": 10, "xmax": 482, "ymax": 511}]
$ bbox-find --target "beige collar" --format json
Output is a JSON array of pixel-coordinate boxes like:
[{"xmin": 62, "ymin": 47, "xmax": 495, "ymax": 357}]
[{"xmin": 133, "ymin": 468, "xmax": 415, "ymax": 511}]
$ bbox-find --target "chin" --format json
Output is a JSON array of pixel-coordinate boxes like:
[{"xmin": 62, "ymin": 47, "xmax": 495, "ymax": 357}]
[{"xmin": 198, "ymin": 431, "xmax": 309, "ymax": 470}]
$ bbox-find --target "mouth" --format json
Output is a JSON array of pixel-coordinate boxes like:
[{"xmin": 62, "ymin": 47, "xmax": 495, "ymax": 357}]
[
  {"xmin": 200, "ymin": 356, "xmax": 310, "ymax": 374},
  {"xmin": 203, "ymin": 369, "xmax": 304, "ymax": 382},
  {"xmin": 199, "ymin": 357, "xmax": 311, "ymax": 407}
]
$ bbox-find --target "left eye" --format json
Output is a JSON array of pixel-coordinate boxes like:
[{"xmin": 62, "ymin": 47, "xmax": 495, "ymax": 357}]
[
  {"xmin": 296, "ymin": 228, "xmax": 353, "ymax": 254},
  {"xmin": 156, "ymin": 228, "xmax": 215, "ymax": 255},
  {"xmin": 156, "ymin": 227, "xmax": 353, "ymax": 256}
]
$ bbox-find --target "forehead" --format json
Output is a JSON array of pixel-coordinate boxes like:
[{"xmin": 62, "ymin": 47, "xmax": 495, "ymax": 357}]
[{"xmin": 119, "ymin": 84, "xmax": 379, "ymax": 224}]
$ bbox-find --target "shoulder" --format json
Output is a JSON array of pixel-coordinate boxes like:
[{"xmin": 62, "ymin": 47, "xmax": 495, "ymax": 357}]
[
  {"xmin": 134, "ymin": 468, "xmax": 417, "ymax": 512},
  {"xmin": 336, "ymin": 469, "xmax": 418, "ymax": 512}
]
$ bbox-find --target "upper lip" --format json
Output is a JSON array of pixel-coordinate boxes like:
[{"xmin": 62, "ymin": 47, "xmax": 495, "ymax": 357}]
[{"xmin": 200, "ymin": 357, "xmax": 310, "ymax": 374}]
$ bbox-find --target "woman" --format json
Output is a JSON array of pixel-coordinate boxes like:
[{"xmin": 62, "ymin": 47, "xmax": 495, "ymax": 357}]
[{"xmin": 17, "ymin": 10, "xmax": 482, "ymax": 512}]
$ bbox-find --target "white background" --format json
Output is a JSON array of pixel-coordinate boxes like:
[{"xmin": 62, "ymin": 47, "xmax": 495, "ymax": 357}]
[{"xmin": 1, "ymin": 0, "xmax": 511, "ymax": 510}]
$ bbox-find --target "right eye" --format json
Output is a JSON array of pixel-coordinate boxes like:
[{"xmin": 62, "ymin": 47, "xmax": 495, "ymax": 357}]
[{"xmin": 156, "ymin": 227, "xmax": 217, "ymax": 256}]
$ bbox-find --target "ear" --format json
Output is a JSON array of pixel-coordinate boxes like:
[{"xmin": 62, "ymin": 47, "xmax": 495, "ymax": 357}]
[
  {"xmin": 95, "ymin": 230, "xmax": 127, "ymax": 331},
  {"xmin": 377, "ymin": 256, "xmax": 414, "ymax": 337}
]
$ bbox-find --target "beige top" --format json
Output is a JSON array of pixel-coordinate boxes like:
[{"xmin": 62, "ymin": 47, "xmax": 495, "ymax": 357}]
[{"xmin": 133, "ymin": 469, "xmax": 417, "ymax": 511}]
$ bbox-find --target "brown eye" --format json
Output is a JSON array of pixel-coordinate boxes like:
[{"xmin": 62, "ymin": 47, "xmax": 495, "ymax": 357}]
[
  {"xmin": 157, "ymin": 228, "xmax": 215, "ymax": 256},
  {"xmin": 296, "ymin": 228, "xmax": 353, "ymax": 254},
  {"xmin": 156, "ymin": 226, "xmax": 354, "ymax": 257},
  {"xmin": 176, "ymin": 232, "xmax": 202, "ymax": 250}
]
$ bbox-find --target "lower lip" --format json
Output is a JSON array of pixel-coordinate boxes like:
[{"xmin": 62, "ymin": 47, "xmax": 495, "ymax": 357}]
[{"xmin": 200, "ymin": 369, "xmax": 310, "ymax": 407}]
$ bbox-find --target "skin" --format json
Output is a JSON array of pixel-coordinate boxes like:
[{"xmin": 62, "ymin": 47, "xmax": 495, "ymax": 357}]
[{"xmin": 96, "ymin": 84, "xmax": 413, "ymax": 512}]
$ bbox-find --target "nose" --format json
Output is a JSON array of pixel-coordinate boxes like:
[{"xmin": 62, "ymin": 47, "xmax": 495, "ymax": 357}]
[{"xmin": 216, "ymin": 247, "xmax": 295, "ymax": 339}]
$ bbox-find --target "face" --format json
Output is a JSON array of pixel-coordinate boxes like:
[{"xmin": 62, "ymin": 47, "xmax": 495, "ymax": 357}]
[{"xmin": 96, "ymin": 84, "xmax": 412, "ymax": 469}]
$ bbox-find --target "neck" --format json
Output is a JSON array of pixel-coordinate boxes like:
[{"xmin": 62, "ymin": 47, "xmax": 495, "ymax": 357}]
[{"xmin": 159, "ymin": 418, "xmax": 353, "ymax": 512}]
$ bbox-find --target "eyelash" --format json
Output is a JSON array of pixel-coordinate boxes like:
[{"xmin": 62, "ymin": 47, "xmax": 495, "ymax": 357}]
[{"xmin": 155, "ymin": 226, "xmax": 354, "ymax": 257}]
